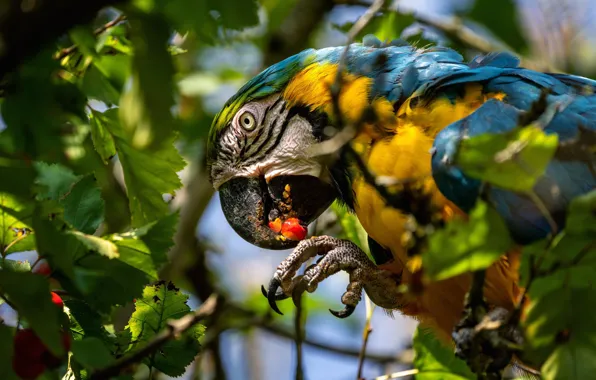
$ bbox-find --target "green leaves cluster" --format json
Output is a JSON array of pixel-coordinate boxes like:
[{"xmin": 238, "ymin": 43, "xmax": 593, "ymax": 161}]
[{"xmin": 0, "ymin": 0, "xmax": 262, "ymax": 378}]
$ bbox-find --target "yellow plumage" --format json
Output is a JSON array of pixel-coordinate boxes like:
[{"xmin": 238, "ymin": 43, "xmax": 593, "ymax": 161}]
[{"xmin": 284, "ymin": 63, "xmax": 522, "ymax": 340}]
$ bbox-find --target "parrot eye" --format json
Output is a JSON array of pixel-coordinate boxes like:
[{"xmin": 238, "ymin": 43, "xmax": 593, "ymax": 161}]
[{"xmin": 239, "ymin": 112, "xmax": 256, "ymax": 131}]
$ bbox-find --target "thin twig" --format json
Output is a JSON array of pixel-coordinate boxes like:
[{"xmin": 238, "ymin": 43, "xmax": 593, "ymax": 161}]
[
  {"xmin": 294, "ymin": 291, "xmax": 305, "ymax": 380},
  {"xmin": 90, "ymin": 294, "xmax": 218, "ymax": 380},
  {"xmin": 357, "ymin": 295, "xmax": 375, "ymax": 379},
  {"xmin": 54, "ymin": 14, "xmax": 127, "ymax": 60},
  {"xmin": 374, "ymin": 368, "xmax": 419, "ymax": 379}
]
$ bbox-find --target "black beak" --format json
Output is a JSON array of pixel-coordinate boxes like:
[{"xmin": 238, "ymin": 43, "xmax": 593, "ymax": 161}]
[{"xmin": 219, "ymin": 175, "xmax": 337, "ymax": 250}]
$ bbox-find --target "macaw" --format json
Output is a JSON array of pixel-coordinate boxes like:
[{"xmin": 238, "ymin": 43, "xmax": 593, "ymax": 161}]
[{"xmin": 206, "ymin": 37, "xmax": 596, "ymax": 363}]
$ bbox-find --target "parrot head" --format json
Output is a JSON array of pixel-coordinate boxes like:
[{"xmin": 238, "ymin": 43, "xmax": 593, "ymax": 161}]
[{"xmin": 207, "ymin": 49, "xmax": 347, "ymax": 249}]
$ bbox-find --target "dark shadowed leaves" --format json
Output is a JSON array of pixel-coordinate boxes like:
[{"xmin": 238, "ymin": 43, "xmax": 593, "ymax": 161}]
[{"xmin": 0, "ymin": 271, "xmax": 63, "ymax": 355}]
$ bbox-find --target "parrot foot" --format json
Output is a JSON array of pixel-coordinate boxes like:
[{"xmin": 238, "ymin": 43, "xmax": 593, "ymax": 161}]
[{"xmin": 262, "ymin": 236, "xmax": 403, "ymax": 318}]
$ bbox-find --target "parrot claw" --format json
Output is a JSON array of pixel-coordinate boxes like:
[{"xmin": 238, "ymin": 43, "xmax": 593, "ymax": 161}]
[
  {"xmin": 329, "ymin": 305, "xmax": 355, "ymax": 318},
  {"xmin": 261, "ymin": 284, "xmax": 289, "ymax": 301},
  {"xmin": 266, "ymin": 277, "xmax": 284, "ymax": 315},
  {"xmin": 265, "ymin": 235, "xmax": 405, "ymax": 318}
]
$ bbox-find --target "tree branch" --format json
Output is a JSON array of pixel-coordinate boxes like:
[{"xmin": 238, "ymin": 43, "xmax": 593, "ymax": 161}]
[
  {"xmin": 90, "ymin": 294, "xmax": 218, "ymax": 380},
  {"xmin": 54, "ymin": 14, "xmax": 128, "ymax": 60},
  {"xmin": 0, "ymin": 0, "xmax": 127, "ymax": 79}
]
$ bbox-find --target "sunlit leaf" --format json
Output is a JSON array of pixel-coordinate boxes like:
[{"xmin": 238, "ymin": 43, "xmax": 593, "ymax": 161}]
[
  {"xmin": 126, "ymin": 282, "xmax": 205, "ymax": 376},
  {"xmin": 413, "ymin": 326, "xmax": 475, "ymax": 379},
  {"xmin": 0, "ymin": 193, "xmax": 34, "ymax": 254},
  {"xmin": 455, "ymin": 125, "xmax": 558, "ymax": 192},
  {"xmin": 69, "ymin": 232, "xmax": 119, "ymax": 259},
  {"xmin": 0, "ymin": 271, "xmax": 63, "ymax": 355},
  {"xmin": 424, "ymin": 200, "xmax": 512, "ymax": 280},
  {"xmin": 69, "ymin": 26, "xmax": 100, "ymax": 59},
  {"xmin": 108, "ymin": 212, "xmax": 178, "ymax": 278},
  {"xmin": 1, "ymin": 259, "xmax": 31, "ymax": 272}
]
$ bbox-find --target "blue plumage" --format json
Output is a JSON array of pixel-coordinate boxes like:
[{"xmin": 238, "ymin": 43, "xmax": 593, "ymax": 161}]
[
  {"xmin": 210, "ymin": 41, "xmax": 595, "ymax": 244},
  {"xmin": 431, "ymin": 67, "xmax": 596, "ymax": 243}
]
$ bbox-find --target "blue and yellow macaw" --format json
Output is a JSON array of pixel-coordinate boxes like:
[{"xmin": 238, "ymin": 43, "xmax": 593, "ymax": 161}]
[{"xmin": 207, "ymin": 38, "xmax": 595, "ymax": 351}]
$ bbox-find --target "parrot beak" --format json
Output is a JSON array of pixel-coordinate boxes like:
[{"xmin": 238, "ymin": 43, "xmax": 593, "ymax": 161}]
[{"xmin": 218, "ymin": 175, "xmax": 337, "ymax": 250}]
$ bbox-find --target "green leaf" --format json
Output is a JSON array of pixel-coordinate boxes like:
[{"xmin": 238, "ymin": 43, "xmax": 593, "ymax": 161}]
[
  {"xmin": 565, "ymin": 190, "xmax": 596, "ymax": 236},
  {"xmin": 69, "ymin": 232, "xmax": 119, "ymax": 259},
  {"xmin": 69, "ymin": 26, "xmax": 100, "ymax": 58},
  {"xmin": 119, "ymin": 12, "xmax": 175, "ymax": 150},
  {"xmin": 1, "ymin": 259, "xmax": 31, "ymax": 272},
  {"xmin": 0, "ymin": 271, "xmax": 63, "ymax": 355},
  {"xmin": 34, "ymin": 162, "xmax": 80, "ymax": 201},
  {"xmin": 100, "ymin": 109, "xmax": 184, "ymax": 227},
  {"xmin": 62, "ymin": 174, "xmax": 105, "ymax": 234},
  {"xmin": 0, "ymin": 193, "xmax": 34, "ymax": 254},
  {"xmin": 109, "ymin": 212, "xmax": 178, "ymax": 278},
  {"xmin": 66, "ymin": 299, "xmax": 112, "ymax": 342},
  {"xmin": 413, "ymin": 327, "xmax": 475, "ymax": 379},
  {"xmin": 0, "ymin": 324, "xmax": 18, "ymax": 380},
  {"xmin": 126, "ymin": 281, "xmax": 205, "ymax": 376},
  {"xmin": 82, "ymin": 64, "xmax": 122, "ymax": 105},
  {"xmin": 331, "ymin": 202, "xmax": 371, "ymax": 258},
  {"xmin": 423, "ymin": 200, "xmax": 513, "ymax": 281},
  {"xmin": 455, "ymin": 125, "xmax": 558, "ymax": 192},
  {"xmin": 524, "ymin": 287, "xmax": 596, "ymax": 375},
  {"xmin": 73, "ymin": 255, "xmax": 150, "ymax": 311},
  {"xmin": 71, "ymin": 337, "xmax": 115, "ymax": 369},
  {"xmin": 467, "ymin": 0, "xmax": 528, "ymax": 53},
  {"xmin": 89, "ymin": 110, "xmax": 117, "ymax": 164}
]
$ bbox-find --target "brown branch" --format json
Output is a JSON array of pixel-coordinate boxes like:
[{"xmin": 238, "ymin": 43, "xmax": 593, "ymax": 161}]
[
  {"xmin": 294, "ymin": 293, "xmax": 305, "ymax": 380},
  {"xmin": 90, "ymin": 294, "xmax": 218, "ymax": 380},
  {"xmin": 54, "ymin": 14, "xmax": 128, "ymax": 61},
  {"xmin": 0, "ymin": 0, "xmax": 128, "ymax": 79}
]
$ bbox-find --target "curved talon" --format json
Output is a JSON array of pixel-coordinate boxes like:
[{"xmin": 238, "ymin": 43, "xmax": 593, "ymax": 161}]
[
  {"xmin": 291, "ymin": 280, "xmax": 309, "ymax": 307},
  {"xmin": 261, "ymin": 284, "xmax": 289, "ymax": 301},
  {"xmin": 329, "ymin": 305, "xmax": 356, "ymax": 318},
  {"xmin": 267, "ymin": 277, "xmax": 284, "ymax": 315}
]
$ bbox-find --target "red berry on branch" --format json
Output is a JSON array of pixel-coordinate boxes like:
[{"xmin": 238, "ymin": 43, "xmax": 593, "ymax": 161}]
[
  {"xmin": 12, "ymin": 329, "xmax": 47, "ymax": 379},
  {"xmin": 50, "ymin": 292, "xmax": 64, "ymax": 309},
  {"xmin": 32, "ymin": 260, "xmax": 51, "ymax": 276}
]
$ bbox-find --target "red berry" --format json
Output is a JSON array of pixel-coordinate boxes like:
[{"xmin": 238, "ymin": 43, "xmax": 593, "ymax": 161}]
[
  {"xmin": 13, "ymin": 355, "xmax": 46, "ymax": 379},
  {"xmin": 281, "ymin": 218, "xmax": 307, "ymax": 241},
  {"xmin": 13, "ymin": 329, "xmax": 47, "ymax": 379},
  {"xmin": 268, "ymin": 218, "xmax": 282, "ymax": 233},
  {"xmin": 32, "ymin": 260, "xmax": 51, "ymax": 276},
  {"xmin": 41, "ymin": 332, "xmax": 71, "ymax": 369},
  {"xmin": 14, "ymin": 329, "xmax": 46, "ymax": 359},
  {"xmin": 50, "ymin": 292, "xmax": 64, "ymax": 309}
]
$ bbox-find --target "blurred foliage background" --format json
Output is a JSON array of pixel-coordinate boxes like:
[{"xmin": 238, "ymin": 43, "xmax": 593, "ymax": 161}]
[{"xmin": 0, "ymin": 0, "xmax": 594, "ymax": 379}]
